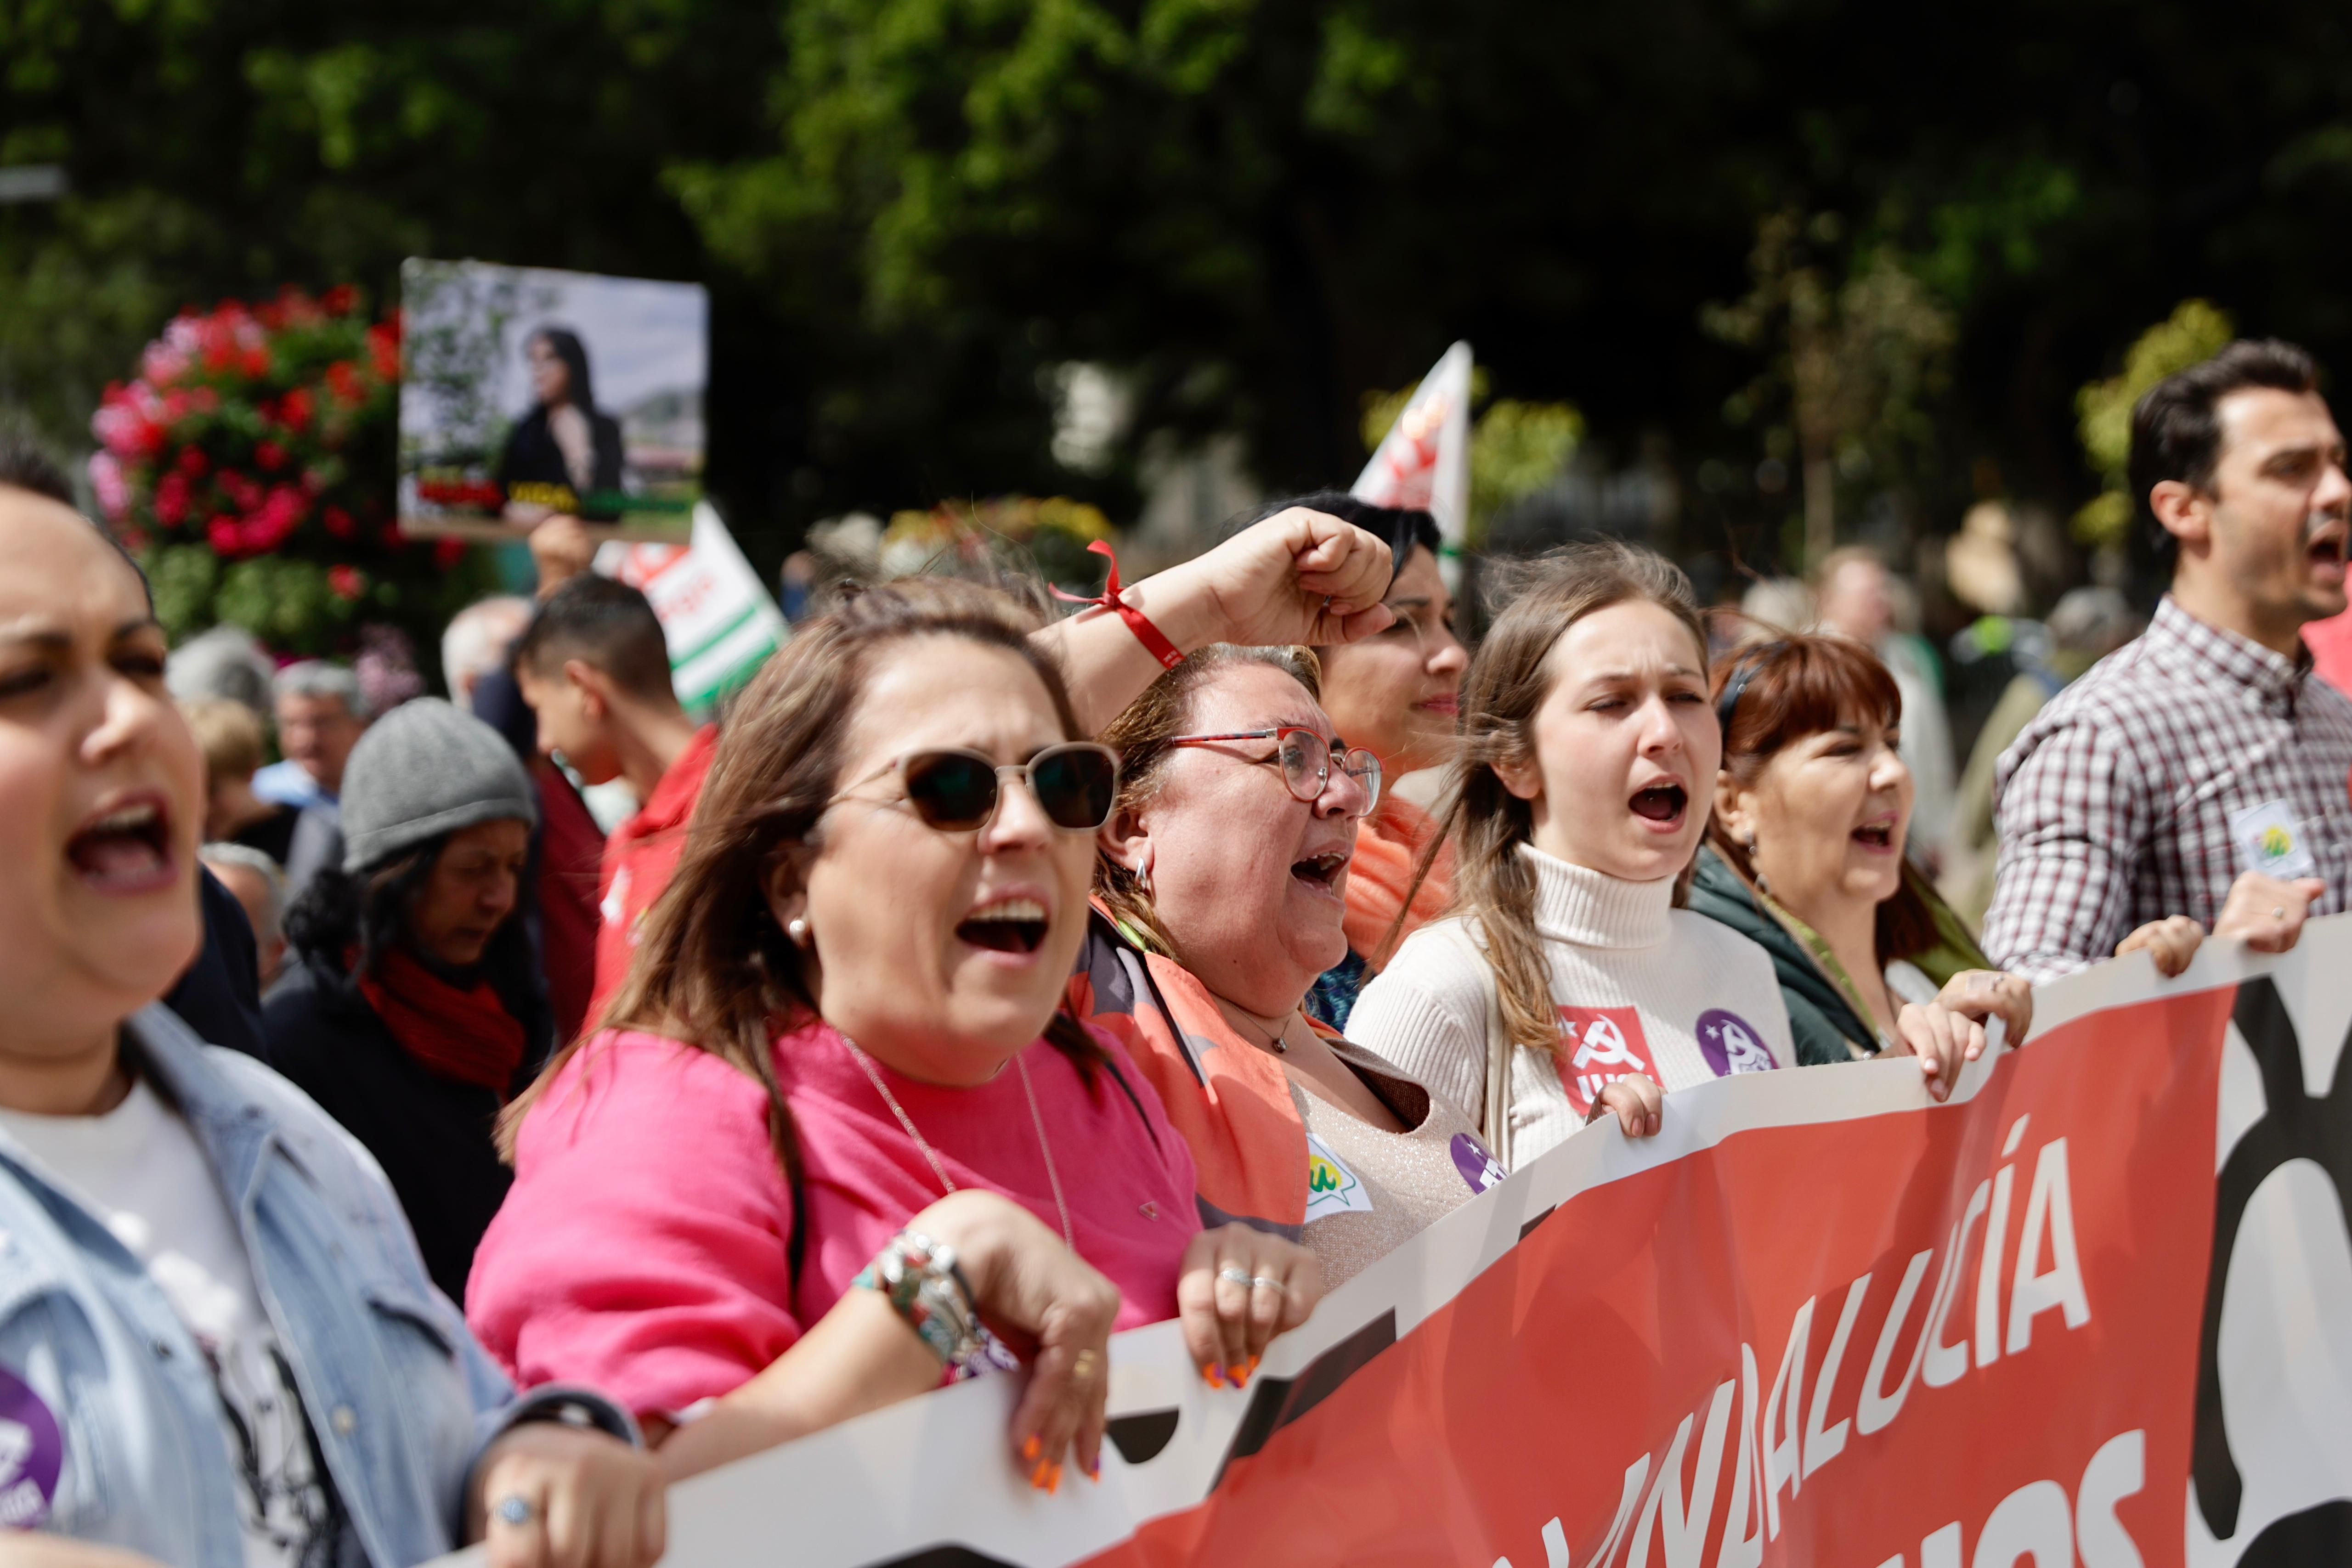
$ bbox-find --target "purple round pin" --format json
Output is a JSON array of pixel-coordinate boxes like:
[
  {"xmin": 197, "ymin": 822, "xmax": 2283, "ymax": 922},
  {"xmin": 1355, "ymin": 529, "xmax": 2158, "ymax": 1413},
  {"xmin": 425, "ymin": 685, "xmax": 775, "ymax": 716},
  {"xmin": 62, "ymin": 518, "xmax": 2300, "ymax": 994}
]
[
  {"xmin": 1695, "ymin": 1009, "xmax": 1777, "ymax": 1078},
  {"xmin": 0, "ymin": 1366, "xmax": 62, "ymax": 1528},
  {"xmin": 1449, "ymin": 1132, "xmax": 1506, "ymax": 1193}
]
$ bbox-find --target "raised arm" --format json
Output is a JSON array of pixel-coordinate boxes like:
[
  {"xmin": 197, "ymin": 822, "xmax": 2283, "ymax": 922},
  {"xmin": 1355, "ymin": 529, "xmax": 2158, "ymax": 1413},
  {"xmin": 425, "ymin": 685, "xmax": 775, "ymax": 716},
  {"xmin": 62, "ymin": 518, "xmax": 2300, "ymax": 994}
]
[{"xmin": 1037, "ymin": 508, "xmax": 1396, "ymax": 734}]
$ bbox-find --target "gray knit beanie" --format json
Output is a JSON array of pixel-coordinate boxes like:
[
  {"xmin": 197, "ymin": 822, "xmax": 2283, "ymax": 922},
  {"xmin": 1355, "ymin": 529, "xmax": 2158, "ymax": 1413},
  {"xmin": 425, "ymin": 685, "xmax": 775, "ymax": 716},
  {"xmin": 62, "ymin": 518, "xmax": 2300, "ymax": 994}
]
[{"xmin": 338, "ymin": 698, "xmax": 538, "ymax": 873}]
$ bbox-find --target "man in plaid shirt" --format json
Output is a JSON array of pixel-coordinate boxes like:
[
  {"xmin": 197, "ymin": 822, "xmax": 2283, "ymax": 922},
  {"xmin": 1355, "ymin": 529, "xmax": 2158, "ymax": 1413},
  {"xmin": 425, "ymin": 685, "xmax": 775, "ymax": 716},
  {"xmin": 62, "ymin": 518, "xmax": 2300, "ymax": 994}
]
[{"xmin": 1986, "ymin": 340, "xmax": 2352, "ymax": 981}]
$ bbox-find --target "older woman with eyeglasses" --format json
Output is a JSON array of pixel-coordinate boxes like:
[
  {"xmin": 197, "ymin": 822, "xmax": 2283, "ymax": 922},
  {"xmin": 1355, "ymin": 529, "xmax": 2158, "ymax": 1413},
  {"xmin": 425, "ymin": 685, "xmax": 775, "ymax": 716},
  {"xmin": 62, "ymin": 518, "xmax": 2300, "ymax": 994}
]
[
  {"xmin": 469, "ymin": 580, "xmax": 1328, "ymax": 1496},
  {"xmin": 1070, "ymin": 646, "xmax": 1503, "ymax": 1289}
]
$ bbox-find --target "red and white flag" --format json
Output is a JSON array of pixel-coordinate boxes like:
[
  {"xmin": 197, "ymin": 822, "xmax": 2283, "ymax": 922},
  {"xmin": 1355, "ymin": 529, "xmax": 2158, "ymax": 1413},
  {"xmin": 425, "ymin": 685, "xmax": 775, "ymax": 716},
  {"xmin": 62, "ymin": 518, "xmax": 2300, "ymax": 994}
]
[{"xmin": 1352, "ymin": 340, "xmax": 1473, "ymax": 577}]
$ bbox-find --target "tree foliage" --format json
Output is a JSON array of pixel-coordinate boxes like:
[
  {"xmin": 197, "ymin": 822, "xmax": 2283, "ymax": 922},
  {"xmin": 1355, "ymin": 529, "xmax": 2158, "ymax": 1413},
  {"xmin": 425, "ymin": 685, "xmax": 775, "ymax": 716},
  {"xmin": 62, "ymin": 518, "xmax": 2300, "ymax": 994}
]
[{"xmin": 10, "ymin": 0, "xmax": 2352, "ymax": 581}]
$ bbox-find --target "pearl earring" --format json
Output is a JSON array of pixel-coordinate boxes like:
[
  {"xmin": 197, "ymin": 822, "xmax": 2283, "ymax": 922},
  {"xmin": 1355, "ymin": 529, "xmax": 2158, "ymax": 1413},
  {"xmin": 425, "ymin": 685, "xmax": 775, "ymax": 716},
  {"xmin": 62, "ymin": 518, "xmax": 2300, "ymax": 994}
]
[{"xmin": 786, "ymin": 917, "xmax": 812, "ymax": 948}]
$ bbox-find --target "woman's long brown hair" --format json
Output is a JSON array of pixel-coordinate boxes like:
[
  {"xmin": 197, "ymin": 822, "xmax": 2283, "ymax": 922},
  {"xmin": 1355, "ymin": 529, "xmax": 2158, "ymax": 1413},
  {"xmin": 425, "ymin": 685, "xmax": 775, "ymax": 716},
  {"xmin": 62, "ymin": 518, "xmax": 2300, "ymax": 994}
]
[
  {"xmin": 1405, "ymin": 542, "xmax": 1710, "ymax": 1055},
  {"xmin": 497, "ymin": 577, "xmax": 1108, "ymax": 1191}
]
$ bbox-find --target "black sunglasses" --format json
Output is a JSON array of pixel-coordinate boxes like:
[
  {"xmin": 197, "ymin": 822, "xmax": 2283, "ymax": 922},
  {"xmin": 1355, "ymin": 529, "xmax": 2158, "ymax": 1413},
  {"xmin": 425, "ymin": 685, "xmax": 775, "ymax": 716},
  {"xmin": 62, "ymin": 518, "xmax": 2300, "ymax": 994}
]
[{"xmin": 833, "ymin": 743, "xmax": 1122, "ymax": 833}]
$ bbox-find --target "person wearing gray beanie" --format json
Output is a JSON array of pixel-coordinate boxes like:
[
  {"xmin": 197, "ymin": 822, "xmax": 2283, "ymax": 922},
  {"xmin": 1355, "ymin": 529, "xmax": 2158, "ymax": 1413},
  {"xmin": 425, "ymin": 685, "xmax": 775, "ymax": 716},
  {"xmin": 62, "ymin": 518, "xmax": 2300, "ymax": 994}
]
[
  {"xmin": 338, "ymin": 698, "xmax": 540, "ymax": 874},
  {"xmin": 266, "ymin": 698, "xmax": 554, "ymax": 1300}
]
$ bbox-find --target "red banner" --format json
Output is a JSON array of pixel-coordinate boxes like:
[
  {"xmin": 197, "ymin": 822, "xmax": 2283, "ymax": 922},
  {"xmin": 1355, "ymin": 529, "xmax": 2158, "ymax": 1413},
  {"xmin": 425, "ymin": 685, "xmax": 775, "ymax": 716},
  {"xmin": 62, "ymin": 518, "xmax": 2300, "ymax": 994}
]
[{"xmin": 1090, "ymin": 979, "xmax": 2232, "ymax": 1568}]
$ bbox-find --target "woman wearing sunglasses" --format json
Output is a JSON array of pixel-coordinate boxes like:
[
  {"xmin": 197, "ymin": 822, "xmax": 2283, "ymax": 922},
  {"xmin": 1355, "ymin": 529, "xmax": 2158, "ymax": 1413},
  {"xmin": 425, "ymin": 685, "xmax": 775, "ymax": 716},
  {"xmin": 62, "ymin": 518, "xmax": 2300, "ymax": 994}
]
[
  {"xmin": 1070, "ymin": 647, "xmax": 1502, "ymax": 1287},
  {"xmin": 468, "ymin": 579, "xmax": 1322, "ymax": 1493}
]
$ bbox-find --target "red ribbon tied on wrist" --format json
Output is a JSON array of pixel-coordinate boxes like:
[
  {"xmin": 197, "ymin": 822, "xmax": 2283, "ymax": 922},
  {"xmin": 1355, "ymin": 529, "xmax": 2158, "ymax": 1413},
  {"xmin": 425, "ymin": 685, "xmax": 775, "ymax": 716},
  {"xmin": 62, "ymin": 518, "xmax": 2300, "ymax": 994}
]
[{"xmin": 1050, "ymin": 540, "xmax": 1185, "ymax": 670}]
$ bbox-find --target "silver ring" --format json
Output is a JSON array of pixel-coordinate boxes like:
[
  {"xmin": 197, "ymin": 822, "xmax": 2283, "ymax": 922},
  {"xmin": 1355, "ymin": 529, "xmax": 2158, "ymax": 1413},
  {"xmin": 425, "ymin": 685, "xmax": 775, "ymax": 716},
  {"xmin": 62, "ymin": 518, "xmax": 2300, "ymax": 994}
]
[
  {"xmin": 493, "ymin": 1495, "xmax": 535, "ymax": 1528},
  {"xmin": 1217, "ymin": 1266, "xmax": 1253, "ymax": 1288},
  {"xmin": 1249, "ymin": 1275, "xmax": 1283, "ymax": 1292}
]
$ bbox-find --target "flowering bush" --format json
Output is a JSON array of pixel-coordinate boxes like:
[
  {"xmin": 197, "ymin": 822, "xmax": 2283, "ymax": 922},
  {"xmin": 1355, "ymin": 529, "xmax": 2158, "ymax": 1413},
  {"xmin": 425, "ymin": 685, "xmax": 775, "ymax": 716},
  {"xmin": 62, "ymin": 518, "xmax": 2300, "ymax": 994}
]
[{"xmin": 90, "ymin": 288, "xmax": 490, "ymax": 667}]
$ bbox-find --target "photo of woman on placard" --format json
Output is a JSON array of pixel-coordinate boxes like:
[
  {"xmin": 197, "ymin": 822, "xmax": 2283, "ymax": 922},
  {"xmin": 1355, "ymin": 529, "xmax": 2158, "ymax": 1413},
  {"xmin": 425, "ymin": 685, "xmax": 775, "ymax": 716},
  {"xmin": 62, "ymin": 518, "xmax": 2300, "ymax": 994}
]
[{"xmin": 499, "ymin": 326, "xmax": 625, "ymax": 524}]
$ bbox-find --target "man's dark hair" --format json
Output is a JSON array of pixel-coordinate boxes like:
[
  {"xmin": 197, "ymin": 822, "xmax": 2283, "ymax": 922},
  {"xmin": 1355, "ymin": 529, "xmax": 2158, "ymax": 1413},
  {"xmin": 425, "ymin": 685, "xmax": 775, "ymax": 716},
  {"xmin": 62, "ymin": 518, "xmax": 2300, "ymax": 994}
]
[
  {"xmin": 2131, "ymin": 339, "xmax": 2323, "ymax": 571},
  {"xmin": 1231, "ymin": 490, "xmax": 1441, "ymax": 587},
  {"xmin": 0, "ymin": 417, "xmax": 75, "ymax": 507},
  {"xmin": 0, "ymin": 414, "xmax": 155, "ymax": 611},
  {"xmin": 513, "ymin": 574, "xmax": 675, "ymax": 704}
]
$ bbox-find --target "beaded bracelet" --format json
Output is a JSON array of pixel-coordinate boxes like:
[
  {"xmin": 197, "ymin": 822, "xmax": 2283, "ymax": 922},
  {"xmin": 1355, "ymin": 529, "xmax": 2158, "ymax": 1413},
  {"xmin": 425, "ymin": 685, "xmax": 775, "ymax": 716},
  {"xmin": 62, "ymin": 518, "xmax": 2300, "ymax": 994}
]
[{"xmin": 854, "ymin": 1230, "xmax": 1012, "ymax": 1382}]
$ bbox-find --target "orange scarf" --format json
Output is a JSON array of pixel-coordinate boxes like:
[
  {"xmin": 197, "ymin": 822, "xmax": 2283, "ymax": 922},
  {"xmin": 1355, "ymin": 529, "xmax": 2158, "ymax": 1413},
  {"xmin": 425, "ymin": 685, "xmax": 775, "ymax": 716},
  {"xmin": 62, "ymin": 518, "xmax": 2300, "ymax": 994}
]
[
  {"xmin": 1341, "ymin": 795, "xmax": 1454, "ymax": 973},
  {"xmin": 356, "ymin": 946, "xmax": 527, "ymax": 1096},
  {"xmin": 1067, "ymin": 909, "xmax": 1312, "ymax": 1233}
]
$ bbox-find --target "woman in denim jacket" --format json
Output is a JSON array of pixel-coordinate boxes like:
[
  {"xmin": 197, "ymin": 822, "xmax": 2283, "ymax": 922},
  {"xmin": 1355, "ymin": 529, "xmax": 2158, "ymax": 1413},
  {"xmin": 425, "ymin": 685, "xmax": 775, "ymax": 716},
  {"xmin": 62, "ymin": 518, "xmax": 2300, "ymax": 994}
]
[{"xmin": 0, "ymin": 472, "xmax": 664, "ymax": 1568}]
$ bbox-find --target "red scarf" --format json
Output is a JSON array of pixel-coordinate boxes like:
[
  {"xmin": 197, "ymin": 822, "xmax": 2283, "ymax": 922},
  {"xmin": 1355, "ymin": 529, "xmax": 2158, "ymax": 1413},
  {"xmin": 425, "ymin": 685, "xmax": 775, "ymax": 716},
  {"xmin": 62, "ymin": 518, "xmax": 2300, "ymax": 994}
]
[{"xmin": 356, "ymin": 946, "xmax": 527, "ymax": 1097}]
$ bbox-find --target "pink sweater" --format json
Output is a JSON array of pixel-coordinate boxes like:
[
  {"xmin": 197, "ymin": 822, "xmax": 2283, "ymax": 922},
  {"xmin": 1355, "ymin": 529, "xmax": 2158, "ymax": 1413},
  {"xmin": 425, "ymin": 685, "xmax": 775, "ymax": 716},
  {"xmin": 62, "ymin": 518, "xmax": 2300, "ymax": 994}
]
[{"xmin": 466, "ymin": 1019, "xmax": 1202, "ymax": 1418}]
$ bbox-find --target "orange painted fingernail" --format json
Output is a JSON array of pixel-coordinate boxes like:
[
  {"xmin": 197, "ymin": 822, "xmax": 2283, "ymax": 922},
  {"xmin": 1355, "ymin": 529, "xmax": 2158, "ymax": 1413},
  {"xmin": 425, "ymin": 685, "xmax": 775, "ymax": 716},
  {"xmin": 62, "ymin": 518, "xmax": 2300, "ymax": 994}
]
[
  {"xmin": 1087, "ymin": 1455, "xmax": 1102, "ymax": 1481},
  {"xmin": 1030, "ymin": 1459, "xmax": 1053, "ymax": 1491},
  {"xmin": 1021, "ymin": 1434, "xmax": 1041, "ymax": 1462},
  {"xmin": 1246, "ymin": 1355, "xmax": 1261, "ymax": 1379},
  {"xmin": 1204, "ymin": 1362, "xmax": 1225, "ymax": 1388},
  {"xmin": 1232, "ymin": 1361, "xmax": 1251, "ymax": 1388},
  {"xmin": 1047, "ymin": 1463, "xmax": 1064, "ymax": 1495}
]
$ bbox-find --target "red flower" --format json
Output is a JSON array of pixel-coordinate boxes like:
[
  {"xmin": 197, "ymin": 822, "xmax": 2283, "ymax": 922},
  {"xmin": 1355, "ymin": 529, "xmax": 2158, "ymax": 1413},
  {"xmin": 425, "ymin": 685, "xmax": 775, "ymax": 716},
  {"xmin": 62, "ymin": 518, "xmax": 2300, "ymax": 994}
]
[
  {"xmin": 219, "ymin": 471, "xmax": 261, "ymax": 512},
  {"xmin": 322, "ymin": 284, "xmax": 359, "ymax": 316},
  {"xmin": 255, "ymin": 440, "xmax": 286, "ymax": 472},
  {"xmin": 367, "ymin": 321, "xmax": 401, "ymax": 381},
  {"xmin": 176, "ymin": 447, "xmax": 210, "ymax": 479},
  {"xmin": 241, "ymin": 346, "xmax": 272, "ymax": 379},
  {"xmin": 433, "ymin": 539, "xmax": 468, "ymax": 571},
  {"xmin": 328, "ymin": 564, "xmax": 367, "ymax": 601},
  {"xmin": 325, "ymin": 361, "xmax": 365, "ymax": 406},
  {"xmin": 155, "ymin": 472, "xmax": 191, "ymax": 527},
  {"xmin": 206, "ymin": 518, "xmax": 241, "ymax": 556},
  {"xmin": 249, "ymin": 485, "xmax": 307, "ymax": 550},
  {"xmin": 323, "ymin": 506, "xmax": 357, "ymax": 540},
  {"xmin": 278, "ymin": 387, "xmax": 313, "ymax": 433}
]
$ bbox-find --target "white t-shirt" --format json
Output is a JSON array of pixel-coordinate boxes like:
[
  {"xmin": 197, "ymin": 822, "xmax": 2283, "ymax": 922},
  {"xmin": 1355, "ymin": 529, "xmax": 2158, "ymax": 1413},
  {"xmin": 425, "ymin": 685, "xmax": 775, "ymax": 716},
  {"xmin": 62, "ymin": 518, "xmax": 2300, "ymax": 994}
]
[{"xmin": 0, "ymin": 1077, "xmax": 338, "ymax": 1568}]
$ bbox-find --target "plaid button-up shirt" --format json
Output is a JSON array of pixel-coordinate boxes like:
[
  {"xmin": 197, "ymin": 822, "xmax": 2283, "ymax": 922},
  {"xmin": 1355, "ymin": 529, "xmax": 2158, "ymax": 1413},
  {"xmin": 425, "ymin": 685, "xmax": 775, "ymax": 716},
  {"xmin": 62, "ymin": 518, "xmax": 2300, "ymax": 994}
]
[{"xmin": 1984, "ymin": 595, "xmax": 2352, "ymax": 981}]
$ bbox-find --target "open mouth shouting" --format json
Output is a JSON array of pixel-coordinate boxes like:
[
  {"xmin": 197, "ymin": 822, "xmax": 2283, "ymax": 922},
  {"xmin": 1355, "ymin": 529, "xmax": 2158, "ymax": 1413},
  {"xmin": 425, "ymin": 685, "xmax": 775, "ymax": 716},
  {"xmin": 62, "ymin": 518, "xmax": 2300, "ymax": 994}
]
[
  {"xmin": 1628, "ymin": 781, "xmax": 1689, "ymax": 832},
  {"xmin": 67, "ymin": 792, "xmax": 178, "ymax": 895},
  {"xmin": 2307, "ymin": 515, "xmax": 2348, "ymax": 585},
  {"xmin": 1290, "ymin": 848, "xmax": 1351, "ymax": 898},
  {"xmin": 1852, "ymin": 814, "xmax": 1900, "ymax": 853},
  {"xmin": 956, "ymin": 893, "xmax": 1052, "ymax": 955}
]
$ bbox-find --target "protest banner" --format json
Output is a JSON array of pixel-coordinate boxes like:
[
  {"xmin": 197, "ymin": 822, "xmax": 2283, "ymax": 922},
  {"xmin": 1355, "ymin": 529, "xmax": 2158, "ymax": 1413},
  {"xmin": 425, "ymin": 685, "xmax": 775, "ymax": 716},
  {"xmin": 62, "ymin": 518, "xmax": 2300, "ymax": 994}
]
[
  {"xmin": 594, "ymin": 502, "xmax": 788, "ymax": 720},
  {"xmin": 434, "ymin": 917, "xmax": 2352, "ymax": 1568}
]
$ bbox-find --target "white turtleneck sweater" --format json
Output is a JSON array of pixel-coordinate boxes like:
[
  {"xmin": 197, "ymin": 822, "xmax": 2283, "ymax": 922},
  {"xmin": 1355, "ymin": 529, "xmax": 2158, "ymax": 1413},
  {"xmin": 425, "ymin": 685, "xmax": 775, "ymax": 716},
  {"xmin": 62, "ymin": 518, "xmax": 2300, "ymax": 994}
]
[{"xmin": 1348, "ymin": 843, "xmax": 1794, "ymax": 1169}]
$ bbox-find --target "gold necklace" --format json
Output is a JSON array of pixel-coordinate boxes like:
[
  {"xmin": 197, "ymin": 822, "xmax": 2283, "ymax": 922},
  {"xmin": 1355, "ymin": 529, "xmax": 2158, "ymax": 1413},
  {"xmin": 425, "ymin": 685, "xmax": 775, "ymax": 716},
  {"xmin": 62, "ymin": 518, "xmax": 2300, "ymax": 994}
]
[{"xmin": 839, "ymin": 1034, "xmax": 1075, "ymax": 1249}]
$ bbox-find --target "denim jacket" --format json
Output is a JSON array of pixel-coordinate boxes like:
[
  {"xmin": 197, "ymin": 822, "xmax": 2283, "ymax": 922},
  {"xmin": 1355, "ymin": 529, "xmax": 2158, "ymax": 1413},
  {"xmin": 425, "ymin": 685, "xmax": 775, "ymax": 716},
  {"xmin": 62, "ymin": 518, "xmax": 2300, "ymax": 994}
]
[{"xmin": 0, "ymin": 1004, "xmax": 633, "ymax": 1567}]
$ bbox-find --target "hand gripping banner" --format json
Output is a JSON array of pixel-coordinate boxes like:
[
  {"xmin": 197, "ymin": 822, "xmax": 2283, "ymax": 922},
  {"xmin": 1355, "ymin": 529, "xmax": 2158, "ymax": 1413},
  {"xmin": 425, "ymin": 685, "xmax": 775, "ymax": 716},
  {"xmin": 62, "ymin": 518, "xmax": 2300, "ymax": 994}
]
[{"xmin": 435, "ymin": 919, "xmax": 2352, "ymax": 1567}]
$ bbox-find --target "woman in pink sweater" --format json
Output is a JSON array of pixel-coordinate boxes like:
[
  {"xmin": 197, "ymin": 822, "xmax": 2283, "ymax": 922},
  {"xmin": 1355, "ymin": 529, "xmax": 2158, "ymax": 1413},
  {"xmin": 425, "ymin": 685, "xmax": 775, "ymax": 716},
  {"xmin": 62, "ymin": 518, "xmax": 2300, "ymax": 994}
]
[{"xmin": 469, "ymin": 574, "xmax": 1361, "ymax": 1490}]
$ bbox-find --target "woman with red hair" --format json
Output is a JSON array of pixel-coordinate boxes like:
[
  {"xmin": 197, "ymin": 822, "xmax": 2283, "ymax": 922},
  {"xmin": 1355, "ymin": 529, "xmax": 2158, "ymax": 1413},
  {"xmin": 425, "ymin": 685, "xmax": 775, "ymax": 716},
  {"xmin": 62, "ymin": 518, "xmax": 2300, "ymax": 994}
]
[{"xmin": 1690, "ymin": 633, "xmax": 2041, "ymax": 1071}]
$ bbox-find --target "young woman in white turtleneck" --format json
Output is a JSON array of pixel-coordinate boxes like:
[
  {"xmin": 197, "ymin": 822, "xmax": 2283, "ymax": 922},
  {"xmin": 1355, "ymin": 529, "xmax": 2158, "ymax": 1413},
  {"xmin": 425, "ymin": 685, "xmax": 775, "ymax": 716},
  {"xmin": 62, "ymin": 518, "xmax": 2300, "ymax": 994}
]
[{"xmin": 1351, "ymin": 543, "xmax": 1990, "ymax": 1171}]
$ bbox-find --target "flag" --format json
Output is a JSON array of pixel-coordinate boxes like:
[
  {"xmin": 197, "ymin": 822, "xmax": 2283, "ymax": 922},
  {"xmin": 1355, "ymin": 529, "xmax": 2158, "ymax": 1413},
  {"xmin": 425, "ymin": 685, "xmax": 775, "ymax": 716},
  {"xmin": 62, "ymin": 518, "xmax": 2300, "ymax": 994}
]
[
  {"xmin": 1352, "ymin": 340, "xmax": 1473, "ymax": 581},
  {"xmin": 594, "ymin": 502, "xmax": 788, "ymax": 720}
]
